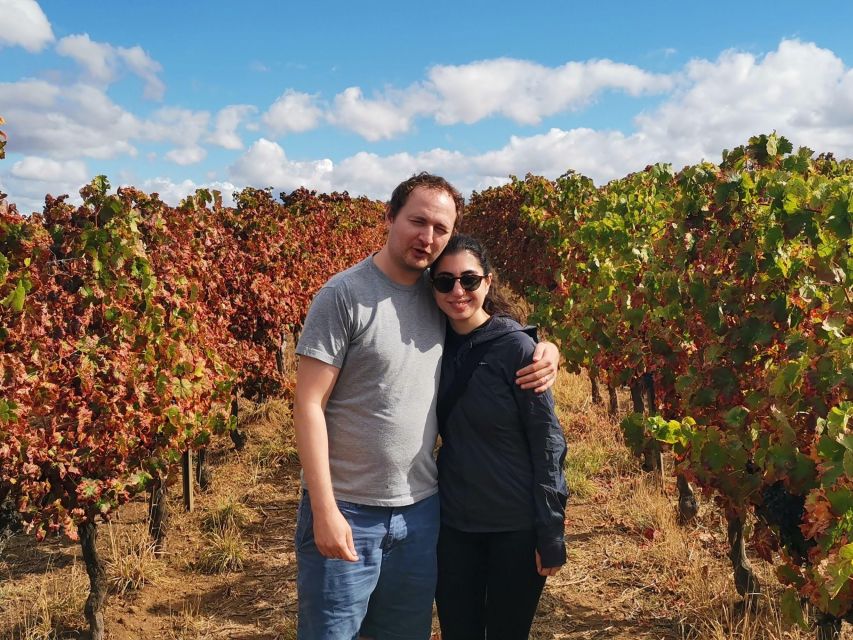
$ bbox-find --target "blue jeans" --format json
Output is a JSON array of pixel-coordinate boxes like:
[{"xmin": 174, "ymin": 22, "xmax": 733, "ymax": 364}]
[{"xmin": 295, "ymin": 490, "xmax": 440, "ymax": 640}]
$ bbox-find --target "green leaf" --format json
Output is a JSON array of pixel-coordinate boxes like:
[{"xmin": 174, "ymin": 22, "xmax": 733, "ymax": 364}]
[
  {"xmin": 127, "ymin": 470, "xmax": 153, "ymax": 489},
  {"xmin": 822, "ymin": 315, "xmax": 846, "ymax": 338},
  {"xmin": 173, "ymin": 377, "xmax": 194, "ymax": 400},
  {"xmin": 780, "ymin": 587, "xmax": 807, "ymax": 630},
  {"xmin": 701, "ymin": 440, "xmax": 727, "ymax": 472},
  {"xmin": 827, "ymin": 489, "xmax": 853, "ymax": 516},
  {"xmin": 0, "ymin": 399, "xmax": 18, "ymax": 423},
  {"xmin": 766, "ymin": 135, "xmax": 778, "ymax": 158},
  {"xmin": 1, "ymin": 280, "xmax": 26, "ymax": 312},
  {"xmin": 620, "ymin": 413, "xmax": 647, "ymax": 455},
  {"xmin": 724, "ymin": 406, "xmax": 749, "ymax": 428},
  {"xmin": 689, "ymin": 280, "xmax": 709, "ymax": 306},
  {"xmin": 81, "ymin": 480, "xmax": 99, "ymax": 498},
  {"xmin": 843, "ymin": 451, "xmax": 853, "ymax": 479},
  {"xmin": 692, "ymin": 387, "xmax": 716, "ymax": 407},
  {"xmin": 826, "ymin": 543, "xmax": 853, "ymax": 598},
  {"xmin": 827, "ymin": 404, "xmax": 851, "ymax": 438},
  {"xmin": 771, "ymin": 362, "xmax": 803, "ymax": 397}
]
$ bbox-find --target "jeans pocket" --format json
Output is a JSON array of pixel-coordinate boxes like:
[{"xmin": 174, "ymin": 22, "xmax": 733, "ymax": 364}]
[
  {"xmin": 334, "ymin": 499, "xmax": 363, "ymax": 516},
  {"xmin": 294, "ymin": 493, "xmax": 314, "ymax": 551}
]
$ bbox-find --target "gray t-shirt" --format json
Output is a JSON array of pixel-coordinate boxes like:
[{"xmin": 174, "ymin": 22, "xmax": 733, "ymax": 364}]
[{"xmin": 296, "ymin": 256, "xmax": 444, "ymax": 506}]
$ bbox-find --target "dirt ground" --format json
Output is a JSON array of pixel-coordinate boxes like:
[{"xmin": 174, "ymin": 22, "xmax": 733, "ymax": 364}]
[{"xmin": 0, "ymin": 381, "xmax": 849, "ymax": 640}]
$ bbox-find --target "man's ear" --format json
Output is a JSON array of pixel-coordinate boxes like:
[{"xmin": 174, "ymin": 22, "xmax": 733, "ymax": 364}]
[{"xmin": 384, "ymin": 206, "xmax": 394, "ymax": 227}]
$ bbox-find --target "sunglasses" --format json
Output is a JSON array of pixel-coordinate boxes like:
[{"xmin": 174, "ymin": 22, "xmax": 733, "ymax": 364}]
[{"xmin": 431, "ymin": 273, "xmax": 488, "ymax": 293}]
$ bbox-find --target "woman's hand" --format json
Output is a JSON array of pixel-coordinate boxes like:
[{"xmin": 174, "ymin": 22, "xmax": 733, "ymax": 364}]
[
  {"xmin": 515, "ymin": 341, "xmax": 559, "ymax": 393},
  {"xmin": 535, "ymin": 550, "xmax": 561, "ymax": 577}
]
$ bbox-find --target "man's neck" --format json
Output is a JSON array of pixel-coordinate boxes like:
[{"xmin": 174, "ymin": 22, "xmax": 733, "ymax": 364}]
[{"xmin": 372, "ymin": 247, "xmax": 422, "ymax": 286}]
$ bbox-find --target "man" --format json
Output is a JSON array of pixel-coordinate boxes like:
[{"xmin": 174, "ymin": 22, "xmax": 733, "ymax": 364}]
[{"xmin": 294, "ymin": 173, "xmax": 558, "ymax": 640}]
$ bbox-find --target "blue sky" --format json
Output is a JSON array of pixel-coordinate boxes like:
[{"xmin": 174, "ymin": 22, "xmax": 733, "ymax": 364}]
[{"xmin": 1, "ymin": 0, "xmax": 852, "ymax": 213}]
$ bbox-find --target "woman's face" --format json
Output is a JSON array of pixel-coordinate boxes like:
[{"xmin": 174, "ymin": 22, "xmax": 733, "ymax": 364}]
[{"xmin": 431, "ymin": 250, "xmax": 492, "ymax": 330}]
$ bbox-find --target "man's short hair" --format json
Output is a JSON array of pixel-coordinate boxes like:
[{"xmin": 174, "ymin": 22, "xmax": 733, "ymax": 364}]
[{"xmin": 387, "ymin": 172, "xmax": 464, "ymax": 223}]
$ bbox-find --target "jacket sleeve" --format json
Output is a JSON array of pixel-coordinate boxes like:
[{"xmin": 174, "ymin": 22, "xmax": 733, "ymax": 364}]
[{"xmin": 510, "ymin": 334, "xmax": 569, "ymax": 568}]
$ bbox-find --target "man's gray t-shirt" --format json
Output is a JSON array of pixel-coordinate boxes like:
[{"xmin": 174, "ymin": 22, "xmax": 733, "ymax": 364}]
[{"xmin": 296, "ymin": 256, "xmax": 444, "ymax": 506}]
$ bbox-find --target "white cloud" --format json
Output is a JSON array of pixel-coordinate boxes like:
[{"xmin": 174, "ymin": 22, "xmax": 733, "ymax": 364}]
[
  {"xmin": 0, "ymin": 0, "xmax": 53, "ymax": 52},
  {"xmin": 6, "ymin": 38, "xmax": 853, "ymax": 217},
  {"xmin": 327, "ymin": 86, "xmax": 428, "ymax": 141},
  {"xmin": 56, "ymin": 33, "xmax": 165, "ymax": 99},
  {"xmin": 139, "ymin": 177, "xmax": 238, "ymax": 207},
  {"xmin": 147, "ymin": 107, "xmax": 210, "ymax": 147},
  {"xmin": 165, "ymin": 146, "xmax": 206, "ymax": 165},
  {"xmin": 427, "ymin": 58, "xmax": 673, "ymax": 125},
  {"xmin": 0, "ymin": 81, "xmax": 141, "ymax": 159},
  {"xmin": 471, "ymin": 128, "xmax": 654, "ymax": 185},
  {"xmin": 319, "ymin": 58, "xmax": 671, "ymax": 140},
  {"xmin": 262, "ymin": 90, "xmax": 322, "ymax": 134},
  {"xmin": 634, "ymin": 39, "xmax": 853, "ymax": 167},
  {"xmin": 0, "ymin": 79, "xmax": 60, "ymax": 108},
  {"xmin": 116, "ymin": 45, "xmax": 165, "ymax": 100},
  {"xmin": 10, "ymin": 156, "xmax": 88, "ymax": 183},
  {"xmin": 227, "ymin": 36, "xmax": 853, "ymax": 200},
  {"xmin": 229, "ymin": 138, "xmax": 334, "ymax": 192},
  {"xmin": 56, "ymin": 34, "xmax": 114, "ymax": 82},
  {"xmin": 0, "ymin": 157, "xmax": 89, "ymax": 216},
  {"xmin": 209, "ymin": 105, "xmax": 257, "ymax": 149}
]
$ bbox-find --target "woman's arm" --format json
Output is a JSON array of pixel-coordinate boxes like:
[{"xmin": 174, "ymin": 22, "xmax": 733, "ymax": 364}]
[{"xmin": 512, "ymin": 341, "xmax": 569, "ymax": 572}]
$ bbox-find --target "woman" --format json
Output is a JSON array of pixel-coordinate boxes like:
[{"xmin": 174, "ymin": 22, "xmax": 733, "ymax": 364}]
[{"xmin": 430, "ymin": 234, "xmax": 568, "ymax": 640}]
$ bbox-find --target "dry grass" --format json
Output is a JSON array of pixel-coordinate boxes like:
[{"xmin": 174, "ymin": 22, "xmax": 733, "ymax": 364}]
[
  {"xmin": 200, "ymin": 496, "xmax": 256, "ymax": 533},
  {"xmin": 162, "ymin": 599, "xmax": 214, "ymax": 640},
  {"xmin": 105, "ymin": 521, "xmax": 164, "ymax": 596},
  {"xmin": 0, "ymin": 558, "xmax": 87, "ymax": 640},
  {"xmin": 564, "ymin": 439, "xmax": 608, "ymax": 500},
  {"xmin": 220, "ymin": 397, "xmax": 297, "ymax": 490},
  {"xmin": 266, "ymin": 617, "xmax": 298, "ymax": 640},
  {"xmin": 193, "ymin": 525, "xmax": 247, "ymax": 574},
  {"xmin": 556, "ymin": 371, "xmax": 637, "ymax": 502}
]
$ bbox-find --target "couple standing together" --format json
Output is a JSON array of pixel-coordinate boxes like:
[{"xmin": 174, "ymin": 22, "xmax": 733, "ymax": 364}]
[{"xmin": 294, "ymin": 173, "xmax": 568, "ymax": 640}]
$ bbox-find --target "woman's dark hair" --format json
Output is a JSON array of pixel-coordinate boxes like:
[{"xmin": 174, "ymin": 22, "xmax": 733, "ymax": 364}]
[{"xmin": 430, "ymin": 234, "xmax": 524, "ymax": 322}]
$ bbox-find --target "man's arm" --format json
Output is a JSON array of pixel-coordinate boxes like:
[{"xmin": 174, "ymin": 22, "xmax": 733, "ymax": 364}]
[
  {"xmin": 293, "ymin": 355, "xmax": 358, "ymax": 561},
  {"xmin": 515, "ymin": 340, "xmax": 560, "ymax": 393}
]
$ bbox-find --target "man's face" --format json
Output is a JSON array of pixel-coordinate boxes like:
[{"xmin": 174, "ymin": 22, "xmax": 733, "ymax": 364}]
[{"xmin": 385, "ymin": 186, "xmax": 457, "ymax": 274}]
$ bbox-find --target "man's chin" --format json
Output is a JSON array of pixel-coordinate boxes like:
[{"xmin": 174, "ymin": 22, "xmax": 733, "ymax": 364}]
[{"xmin": 406, "ymin": 254, "xmax": 433, "ymax": 270}]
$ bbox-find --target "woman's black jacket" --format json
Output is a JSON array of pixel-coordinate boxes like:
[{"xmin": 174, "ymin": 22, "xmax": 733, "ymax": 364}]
[{"xmin": 437, "ymin": 314, "xmax": 568, "ymax": 567}]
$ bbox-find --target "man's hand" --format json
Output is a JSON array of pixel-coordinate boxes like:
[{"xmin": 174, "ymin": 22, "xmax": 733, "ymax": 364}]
[
  {"xmin": 314, "ymin": 506, "xmax": 359, "ymax": 562},
  {"xmin": 516, "ymin": 341, "xmax": 560, "ymax": 393},
  {"xmin": 535, "ymin": 550, "xmax": 561, "ymax": 577},
  {"xmin": 294, "ymin": 356, "xmax": 358, "ymax": 560}
]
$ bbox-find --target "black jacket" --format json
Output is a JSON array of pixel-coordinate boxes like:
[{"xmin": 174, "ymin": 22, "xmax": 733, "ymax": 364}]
[{"xmin": 437, "ymin": 315, "xmax": 568, "ymax": 567}]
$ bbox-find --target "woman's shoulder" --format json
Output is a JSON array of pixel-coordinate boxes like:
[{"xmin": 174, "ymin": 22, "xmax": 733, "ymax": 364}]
[{"xmin": 485, "ymin": 315, "xmax": 537, "ymax": 354}]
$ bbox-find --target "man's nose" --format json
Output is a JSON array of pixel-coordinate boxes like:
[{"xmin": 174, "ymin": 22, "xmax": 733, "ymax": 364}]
[{"xmin": 419, "ymin": 226, "xmax": 434, "ymax": 245}]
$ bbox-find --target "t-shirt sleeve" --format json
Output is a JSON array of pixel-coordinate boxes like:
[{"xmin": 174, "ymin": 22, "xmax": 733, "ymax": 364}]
[{"xmin": 295, "ymin": 283, "xmax": 353, "ymax": 368}]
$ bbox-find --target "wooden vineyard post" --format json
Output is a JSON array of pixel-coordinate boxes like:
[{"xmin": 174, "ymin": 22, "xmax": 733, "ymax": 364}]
[{"xmin": 182, "ymin": 450, "xmax": 194, "ymax": 512}]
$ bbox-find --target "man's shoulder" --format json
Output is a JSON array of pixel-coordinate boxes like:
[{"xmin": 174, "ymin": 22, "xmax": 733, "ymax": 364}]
[{"xmin": 324, "ymin": 256, "xmax": 375, "ymax": 290}]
